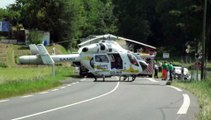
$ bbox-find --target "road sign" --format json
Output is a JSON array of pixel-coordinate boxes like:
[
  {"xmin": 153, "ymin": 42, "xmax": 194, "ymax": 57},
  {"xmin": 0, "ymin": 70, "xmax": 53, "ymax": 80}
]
[
  {"xmin": 0, "ymin": 21, "xmax": 10, "ymax": 32},
  {"xmin": 163, "ymin": 52, "xmax": 170, "ymax": 59}
]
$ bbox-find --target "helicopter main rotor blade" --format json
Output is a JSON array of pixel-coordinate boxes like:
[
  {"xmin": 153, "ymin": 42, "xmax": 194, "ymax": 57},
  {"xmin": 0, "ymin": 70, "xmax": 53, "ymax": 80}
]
[
  {"xmin": 117, "ymin": 36, "xmax": 156, "ymax": 50},
  {"xmin": 78, "ymin": 34, "xmax": 117, "ymax": 47},
  {"xmin": 78, "ymin": 33, "xmax": 156, "ymax": 49}
]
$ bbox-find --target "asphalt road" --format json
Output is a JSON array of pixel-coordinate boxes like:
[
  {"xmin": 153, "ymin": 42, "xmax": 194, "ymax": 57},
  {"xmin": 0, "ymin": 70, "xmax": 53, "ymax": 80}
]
[{"xmin": 0, "ymin": 77, "xmax": 199, "ymax": 120}]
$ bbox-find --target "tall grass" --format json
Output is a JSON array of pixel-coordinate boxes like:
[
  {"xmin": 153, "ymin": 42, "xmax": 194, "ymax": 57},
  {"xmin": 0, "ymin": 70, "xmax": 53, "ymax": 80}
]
[
  {"xmin": 0, "ymin": 66, "xmax": 73, "ymax": 99},
  {"xmin": 173, "ymin": 73, "xmax": 211, "ymax": 120}
]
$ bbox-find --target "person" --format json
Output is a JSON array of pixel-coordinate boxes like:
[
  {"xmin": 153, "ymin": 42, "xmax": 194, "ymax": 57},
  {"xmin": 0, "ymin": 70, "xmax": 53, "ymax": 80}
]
[
  {"xmin": 181, "ymin": 66, "xmax": 184, "ymax": 80},
  {"xmin": 169, "ymin": 63, "xmax": 174, "ymax": 81},
  {"xmin": 154, "ymin": 63, "xmax": 159, "ymax": 78},
  {"xmin": 162, "ymin": 62, "xmax": 168, "ymax": 80}
]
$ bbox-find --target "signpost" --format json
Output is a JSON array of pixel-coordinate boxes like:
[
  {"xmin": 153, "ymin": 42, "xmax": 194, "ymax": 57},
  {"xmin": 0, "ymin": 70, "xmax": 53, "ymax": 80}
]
[
  {"xmin": 163, "ymin": 53, "xmax": 170, "ymax": 59},
  {"xmin": 0, "ymin": 21, "xmax": 10, "ymax": 32}
]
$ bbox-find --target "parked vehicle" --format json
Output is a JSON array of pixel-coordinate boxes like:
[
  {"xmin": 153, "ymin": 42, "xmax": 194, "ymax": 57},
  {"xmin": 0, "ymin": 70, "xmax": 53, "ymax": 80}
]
[{"xmin": 174, "ymin": 66, "xmax": 191, "ymax": 80}]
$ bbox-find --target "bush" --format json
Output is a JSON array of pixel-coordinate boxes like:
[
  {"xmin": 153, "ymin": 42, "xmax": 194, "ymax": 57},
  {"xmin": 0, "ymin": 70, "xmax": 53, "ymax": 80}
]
[
  {"xmin": 0, "ymin": 62, "xmax": 8, "ymax": 68},
  {"xmin": 28, "ymin": 30, "xmax": 42, "ymax": 44}
]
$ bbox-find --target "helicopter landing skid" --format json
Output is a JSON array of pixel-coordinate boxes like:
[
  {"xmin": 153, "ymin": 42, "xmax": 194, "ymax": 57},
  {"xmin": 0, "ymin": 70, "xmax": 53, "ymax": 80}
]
[
  {"xmin": 94, "ymin": 75, "xmax": 106, "ymax": 82},
  {"xmin": 93, "ymin": 75, "xmax": 136, "ymax": 82},
  {"xmin": 119, "ymin": 75, "xmax": 136, "ymax": 82}
]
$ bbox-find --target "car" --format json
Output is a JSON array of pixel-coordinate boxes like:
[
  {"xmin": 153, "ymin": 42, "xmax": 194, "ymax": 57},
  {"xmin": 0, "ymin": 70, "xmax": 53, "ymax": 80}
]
[{"xmin": 174, "ymin": 66, "xmax": 191, "ymax": 80}]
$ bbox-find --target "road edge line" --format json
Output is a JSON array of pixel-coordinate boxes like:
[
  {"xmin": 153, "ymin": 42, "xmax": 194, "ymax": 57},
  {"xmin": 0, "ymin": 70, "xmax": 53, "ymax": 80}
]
[
  {"xmin": 12, "ymin": 82, "xmax": 120, "ymax": 120},
  {"xmin": 177, "ymin": 94, "xmax": 190, "ymax": 114}
]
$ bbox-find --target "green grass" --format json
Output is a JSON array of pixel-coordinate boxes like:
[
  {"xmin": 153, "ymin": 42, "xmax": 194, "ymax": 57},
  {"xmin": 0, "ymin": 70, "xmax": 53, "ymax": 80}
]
[
  {"xmin": 0, "ymin": 66, "xmax": 74, "ymax": 99},
  {"xmin": 173, "ymin": 74, "xmax": 211, "ymax": 120},
  {"xmin": 0, "ymin": 43, "xmax": 76, "ymax": 99},
  {"xmin": 0, "ymin": 67, "xmax": 52, "ymax": 84}
]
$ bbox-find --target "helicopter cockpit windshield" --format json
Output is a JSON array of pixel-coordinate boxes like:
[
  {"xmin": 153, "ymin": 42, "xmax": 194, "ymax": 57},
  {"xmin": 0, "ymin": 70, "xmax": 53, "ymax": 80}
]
[
  {"xmin": 132, "ymin": 53, "xmax": 148, "ymax": 70},
  {"xmin": 127, "ymin": 53, "xmax": 139, "ymax": 66}
]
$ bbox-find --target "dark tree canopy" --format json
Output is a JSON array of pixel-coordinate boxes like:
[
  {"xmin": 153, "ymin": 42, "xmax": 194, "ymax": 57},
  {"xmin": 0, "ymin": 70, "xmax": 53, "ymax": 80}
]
[{"xmin": 0, "ymin": 0, "xmax": 210, "ymax": 58}]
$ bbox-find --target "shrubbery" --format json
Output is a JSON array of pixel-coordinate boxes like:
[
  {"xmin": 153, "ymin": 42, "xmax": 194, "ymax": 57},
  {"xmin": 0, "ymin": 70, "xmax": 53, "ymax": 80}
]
[{"xmin": 0, "ymin": 62, "xmax": 8, "ymax": 68}]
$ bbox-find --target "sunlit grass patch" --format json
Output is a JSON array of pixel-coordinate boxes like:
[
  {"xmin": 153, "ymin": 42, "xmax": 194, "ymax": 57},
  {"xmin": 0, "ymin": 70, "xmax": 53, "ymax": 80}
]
[
  {"xmin": 0, "ymin": 67, "xmax": 73, "ymax": 99},
  {"xmin": 0, "ymin": 67, "xmax": 52, "ymax": 84}
]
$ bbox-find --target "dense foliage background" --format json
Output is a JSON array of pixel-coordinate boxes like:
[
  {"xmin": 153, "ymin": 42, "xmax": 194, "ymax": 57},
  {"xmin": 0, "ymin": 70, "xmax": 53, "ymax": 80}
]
[{"xmin": 0, "ymin": 0, "xmax": 210, "ymax": 58}]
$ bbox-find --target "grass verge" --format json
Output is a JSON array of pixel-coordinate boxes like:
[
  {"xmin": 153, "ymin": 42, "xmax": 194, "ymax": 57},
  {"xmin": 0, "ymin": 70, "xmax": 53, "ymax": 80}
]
[
  {"xmin": 0, "ymin": 66, "xmax": 73, "ymax": 99},
  {"xmin": 173, "ymin": 77, "xmax": 211, "ymax": 120}
]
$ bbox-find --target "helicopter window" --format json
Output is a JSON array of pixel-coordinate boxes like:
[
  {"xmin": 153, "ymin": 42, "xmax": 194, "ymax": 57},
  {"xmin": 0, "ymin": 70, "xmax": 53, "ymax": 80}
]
[
  {"xmin": 132, "ymin": 53, "xmax": 144, "ymax": 61},
  {"xmin": 95, "ymin": 55, "xmax": 109, "ymax": 63},
  {"xmin": 127, "ymin": 54, "xmax": 139, "ymax": 66}
]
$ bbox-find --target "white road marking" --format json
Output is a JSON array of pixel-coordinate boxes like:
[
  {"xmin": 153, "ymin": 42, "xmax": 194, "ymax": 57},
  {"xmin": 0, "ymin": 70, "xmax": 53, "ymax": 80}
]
[
  {"xmin": 177, "ymin": 94, "xmax": 190, "ymax": 114},
  {"xmin": 39, "ymin": 91, "xmax": 49, "ymax": 95},
  {"xmin": 146, "ymin": 78, "xmax": 158, "ymax": 82},
  {"xmin": 167, "ymin": 86, "xmax": 182, "ymax": 92},
  {"xmin": 51, "ymin": 89, "xmax": 59, "ymax": 92},
  {"xmin": 80, "ymin": 78, "xmax": 86, "ymax": 81},
  {"xmin": 21, "ymin": 95, "xmax": 33, "ymax": 98},
  {"xmin": 12, "ymin": 82, "xmax": 120, "ymax": 120},
  {"xmin": 0, "ymin": 99, "xmax": 9, "ymax": 103},
  {"xmin": 60, "ymin": 86, "xmax": 66, "ymax": 89},
  {"xmin": 76, "ymin": 82, "xmax": 79, "ymax": 84},
  {"xmin": 67, "ymin": 84, "xmax": 72, "ymax": 87}
]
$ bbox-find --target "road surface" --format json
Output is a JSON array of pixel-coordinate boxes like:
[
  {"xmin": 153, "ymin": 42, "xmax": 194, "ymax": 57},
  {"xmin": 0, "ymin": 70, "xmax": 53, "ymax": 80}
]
[{"xmin": 0, "ymin": 77, "xmax": 199, "ymax": 120}]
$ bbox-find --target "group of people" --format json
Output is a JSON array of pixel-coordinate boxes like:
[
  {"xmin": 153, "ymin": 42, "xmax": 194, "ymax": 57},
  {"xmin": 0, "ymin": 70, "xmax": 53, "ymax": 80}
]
[{"xmin": 154, "ymin": 61, "xmax": 174, "ymax": 81}]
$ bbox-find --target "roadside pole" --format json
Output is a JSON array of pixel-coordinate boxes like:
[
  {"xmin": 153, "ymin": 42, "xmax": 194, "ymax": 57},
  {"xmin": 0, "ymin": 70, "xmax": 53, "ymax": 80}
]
[
  {"xmin": 201, "ymin": 0, "xmax": 207, "ymax": 80},
  {"xmin": 52, "ymin": 64, "xmax": 55, "ymax": 77}
]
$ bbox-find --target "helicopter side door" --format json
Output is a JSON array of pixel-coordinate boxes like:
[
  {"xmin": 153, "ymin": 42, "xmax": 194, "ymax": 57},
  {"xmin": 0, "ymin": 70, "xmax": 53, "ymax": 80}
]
[
  {"xmin": 107, "ymin": 53, "xmax": 123, "ymax": 76},
  {"xmin": 93, "ymin": 54, "xmax": 111, "ymax": 76}
]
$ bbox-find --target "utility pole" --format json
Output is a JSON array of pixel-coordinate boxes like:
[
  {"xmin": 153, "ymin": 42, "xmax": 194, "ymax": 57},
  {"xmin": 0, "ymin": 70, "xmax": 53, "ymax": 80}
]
[{"xmin": 201, "ymin": 0, "xmax": 207, "ymax": 80}]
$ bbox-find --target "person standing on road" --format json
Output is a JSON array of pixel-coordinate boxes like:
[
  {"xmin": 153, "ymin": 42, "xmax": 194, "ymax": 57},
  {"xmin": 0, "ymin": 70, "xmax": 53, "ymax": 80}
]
[
  {"xmin": 162, "ymin": 62, "xmax": 168, "ymax": 80},
  {"xmin": 154, "ymin": 63, "xmax": 159, "ymax": 78},
  {"xmin": 169, "ymin": 63, "xmax": 174, "ymax": 81},
  {"xmin": 181, "ymin": 66, "xmax": 184, "ymax": 80}
]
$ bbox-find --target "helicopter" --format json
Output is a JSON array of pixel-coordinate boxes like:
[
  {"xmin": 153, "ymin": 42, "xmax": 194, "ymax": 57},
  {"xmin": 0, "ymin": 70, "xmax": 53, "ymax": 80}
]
[{"xmin": 19, "ymin": 34, "xmax": 156, "ymax": 82}]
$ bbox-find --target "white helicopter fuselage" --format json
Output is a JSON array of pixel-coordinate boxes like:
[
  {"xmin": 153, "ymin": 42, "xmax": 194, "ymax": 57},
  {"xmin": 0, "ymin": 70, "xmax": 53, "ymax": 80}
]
[
  {"xmin": 79, "ymin": 40, "xmax": 145, "ymax": 76},
  {"xmin": 19, "ymin": 34, "xmax": 152, "ymax": 81}
]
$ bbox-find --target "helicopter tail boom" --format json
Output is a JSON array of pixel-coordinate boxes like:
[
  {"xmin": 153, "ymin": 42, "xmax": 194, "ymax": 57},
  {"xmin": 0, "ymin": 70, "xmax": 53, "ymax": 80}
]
[{"xmin": 19, "ymin": 44, "xmax": 80, "ymax": 64}]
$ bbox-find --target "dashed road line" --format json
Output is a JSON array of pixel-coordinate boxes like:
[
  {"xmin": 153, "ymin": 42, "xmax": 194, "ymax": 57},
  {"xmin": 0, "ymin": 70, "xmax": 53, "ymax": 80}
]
[
  {"xmin": 39, "ymin": 91, "xmax": 49, "ymax": 95},
  {"xmin": 21, "ymin": 95, "xmax": 33, "ymax": 98},
  {"xmin": 51, "ymin": 89, "xmax": 59, "ymax": 92},
  {"xmin": 146, "ymin": 78, "xmax": 159, "ymax": 82},
  {"xmin": 11, "ymin": 82, "xmax": 120, "ymax": 120},
  {"xmin": 0, "ymin": 99, "xmax": 9, "ymax": 103},
  {"xmin": 1, "ymin": 80, "xmax": 83, "ymax": 103},
  {"xmin": 80, "ymin": 78, "xmax": 86, "ymax": 81},
  {"xmin": 60, "ymin": 86, "xmax": 66, "ymax": 89},
  {"xmin": 167, "ymin": 86, "xmax": 183, "ymax": 92}
]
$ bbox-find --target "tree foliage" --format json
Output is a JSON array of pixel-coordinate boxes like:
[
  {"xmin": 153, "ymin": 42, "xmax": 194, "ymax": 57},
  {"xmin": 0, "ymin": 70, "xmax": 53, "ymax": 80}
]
[
  {"xmin": 3, "ymin": 0, "xmax": 211, "ymax": 58},
  {"xmin": 8, "ymin": 0, "xmax": 117, "ymax": 48}
]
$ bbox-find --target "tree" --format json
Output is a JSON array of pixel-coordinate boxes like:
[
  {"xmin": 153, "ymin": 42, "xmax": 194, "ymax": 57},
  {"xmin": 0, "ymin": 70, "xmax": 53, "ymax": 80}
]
[
  {"xmin": 113, "ymin": 0, "xmax": 151, "ymax": 43},
  {"xmin": 9, "ymin": 0, "xmax": 117, "ymax": 48}
]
